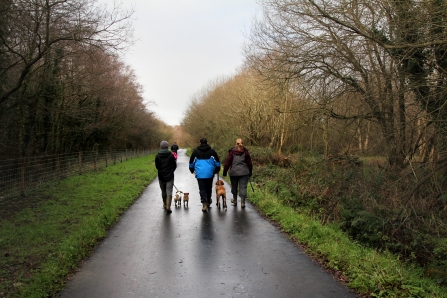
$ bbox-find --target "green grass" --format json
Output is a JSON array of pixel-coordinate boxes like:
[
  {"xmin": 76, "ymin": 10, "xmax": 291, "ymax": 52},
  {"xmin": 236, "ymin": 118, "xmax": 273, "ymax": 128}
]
[
  {"xmin": 0, "ymin": 155, "xmax": 157, "ymax": 298},
  {"xmin": 247, "ymin": 187, "xmax": 447, "ymax": 298}
]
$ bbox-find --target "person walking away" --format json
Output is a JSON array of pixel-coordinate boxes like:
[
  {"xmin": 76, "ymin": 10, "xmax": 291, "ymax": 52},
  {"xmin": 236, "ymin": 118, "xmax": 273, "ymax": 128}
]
[
  {"xmin": 155, "ymin": 140, "xmax": 177, "ymax": 213},
  {"xmin": 171, "ymin": 142, "xmax": 179, "ymax": 153},
  {"xmin": 171, "ymin": 142, "xmax": 179, "ymax": 159},
  {"xmin": 223, "ymin": 138, "xmax": 253, "ymax": 208},
  {"xmin": 189, "ymin": 138, "xmax": 221, "ymax": 212}
]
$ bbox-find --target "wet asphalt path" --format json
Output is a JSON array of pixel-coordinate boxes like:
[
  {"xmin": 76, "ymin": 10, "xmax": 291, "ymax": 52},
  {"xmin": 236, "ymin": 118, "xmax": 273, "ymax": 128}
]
[{"xmin": 59, "ymin": 149, "xmax": 356, "ymax": 298}]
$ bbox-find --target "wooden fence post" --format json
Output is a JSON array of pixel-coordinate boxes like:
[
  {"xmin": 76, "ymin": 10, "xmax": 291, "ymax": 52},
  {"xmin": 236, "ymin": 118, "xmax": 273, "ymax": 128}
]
[
  {"xmin": 20, "ymin": 157, "xmax": 25, "ymax": 196},
  {"xmin": 78, "ymin": 151, "xmax": 83, "ymax": 175},
  {"xmin": 94, "ymin": 151, "xmax": 97, "ymax": 171},
  {"xmin": 56, "ymin": 154, "xmax": 61, "ymax": 182}
]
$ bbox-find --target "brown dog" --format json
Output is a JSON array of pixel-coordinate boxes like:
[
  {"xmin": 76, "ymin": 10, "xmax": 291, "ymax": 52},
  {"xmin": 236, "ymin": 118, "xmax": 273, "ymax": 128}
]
[
  {"xmin": 215, "ymin": 180, "xmax": 227, "ymax": 210},
  {"xmin": 183, "ymin": 192, "xmax": 189, "ymax": 207}
]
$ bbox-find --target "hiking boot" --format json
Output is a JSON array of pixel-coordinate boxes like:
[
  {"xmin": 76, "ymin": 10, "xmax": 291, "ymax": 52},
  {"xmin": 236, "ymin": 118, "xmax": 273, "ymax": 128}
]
[
  {"xmin": 241, "ymin": 196, "xmax": 246, "ymax": 208},
  {"xmin": 231, "ymin": 198, "xmax": 237, "ymax": 206},
  {"xmin": 166, "ymin": 195, "xmax": 172, "ymax": 214},
  {"xmin": 202, "ymin": 203, "xmax": 208, "ymax": 212},
  {"xmin": 207, "ymin": 198, "xmax": 212, "ymax": 208}
]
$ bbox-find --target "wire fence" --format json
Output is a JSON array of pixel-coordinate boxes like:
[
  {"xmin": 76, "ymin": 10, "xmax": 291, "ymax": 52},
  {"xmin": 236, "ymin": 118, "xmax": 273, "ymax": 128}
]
[{"xmin": 0, "ymin": 149, "xmax": 156, "ymax": 200}]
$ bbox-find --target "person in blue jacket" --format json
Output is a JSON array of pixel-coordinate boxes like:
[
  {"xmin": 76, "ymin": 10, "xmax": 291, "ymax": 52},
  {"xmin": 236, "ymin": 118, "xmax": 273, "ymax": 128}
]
[{"xmin": 189, "ymin": 138, "xmax": 221, "ymax": 212}]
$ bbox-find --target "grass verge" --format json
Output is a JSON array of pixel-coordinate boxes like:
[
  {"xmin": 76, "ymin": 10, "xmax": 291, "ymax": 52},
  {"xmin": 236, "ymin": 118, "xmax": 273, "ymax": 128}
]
[
  {"xmin": 247, "ymin": 187, "xmax": 447, "ymax": 298},
  {"xmin": 0, "ymin": 154, "xmax": 157, "ymax": 298}
]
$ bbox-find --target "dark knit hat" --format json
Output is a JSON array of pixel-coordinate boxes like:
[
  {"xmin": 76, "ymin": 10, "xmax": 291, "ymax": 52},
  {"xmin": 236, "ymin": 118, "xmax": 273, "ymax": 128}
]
[
  {"xmin": 200, "ymin": 138, "xmax": 207, "ymax": 144},
  {"xmin": 160, "ymin": 140, "xmax": 169, "ymax": 149}
]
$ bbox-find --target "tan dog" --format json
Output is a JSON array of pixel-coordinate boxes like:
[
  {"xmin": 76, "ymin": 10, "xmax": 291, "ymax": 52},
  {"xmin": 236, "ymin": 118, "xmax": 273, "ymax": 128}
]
[
  {"xmin": 215, "ymin": 180, "xmax": 227, "ymax": 210},
  {"xmin": 183, "ymin": 192, "xmax": 189, "ymax": 207},
  {"xmin": 174, "ymin": 191, "xmax": 182, "ymax": 207}
]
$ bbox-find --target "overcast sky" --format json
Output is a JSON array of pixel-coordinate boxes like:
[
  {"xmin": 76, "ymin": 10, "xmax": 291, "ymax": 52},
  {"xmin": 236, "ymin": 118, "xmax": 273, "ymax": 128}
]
[{"xmin": 112, "ymin": 0, "xmax": 260, "ymax": 126}]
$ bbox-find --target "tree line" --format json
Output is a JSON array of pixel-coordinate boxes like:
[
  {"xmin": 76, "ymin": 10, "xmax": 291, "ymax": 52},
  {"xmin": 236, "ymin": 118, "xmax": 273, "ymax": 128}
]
[
  {"xmin": 0, "ymin": 0, "xmax": 170, "ymax": 161},
  {"xmin": 183, "ymin": 0, "xmax": 447, "ymax": 173}
]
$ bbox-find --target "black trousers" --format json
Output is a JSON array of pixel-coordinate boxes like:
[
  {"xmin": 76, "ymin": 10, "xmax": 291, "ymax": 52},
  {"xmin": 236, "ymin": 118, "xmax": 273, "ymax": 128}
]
[{"xmin": 197, "ymin": 178, "xmax": 213, "ymax": 203}]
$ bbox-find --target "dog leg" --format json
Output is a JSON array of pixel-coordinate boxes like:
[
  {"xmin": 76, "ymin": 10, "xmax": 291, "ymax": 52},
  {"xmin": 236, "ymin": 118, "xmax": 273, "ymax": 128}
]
[{"xmin": 223, "ymin": 194, "xmax": 227, "ymax": 210}]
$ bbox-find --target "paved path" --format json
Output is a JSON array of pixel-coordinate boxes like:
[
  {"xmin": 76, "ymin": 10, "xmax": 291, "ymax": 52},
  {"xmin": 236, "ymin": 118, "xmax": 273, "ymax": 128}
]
[{"xmin": 59, "ymin": 149, "xmax": 356, "ymax": 297}]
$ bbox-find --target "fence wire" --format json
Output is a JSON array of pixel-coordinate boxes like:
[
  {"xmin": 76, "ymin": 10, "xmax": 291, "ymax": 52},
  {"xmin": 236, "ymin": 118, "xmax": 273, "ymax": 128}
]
[{"xmin": 0, "ymin": 149, "xmax": 155, "ymax": 200}]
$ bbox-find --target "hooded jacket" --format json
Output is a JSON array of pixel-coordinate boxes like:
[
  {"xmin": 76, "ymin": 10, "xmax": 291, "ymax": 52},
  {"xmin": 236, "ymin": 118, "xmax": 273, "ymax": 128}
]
[
  {"xmin": 223, "ymin": 147, "xmax": 252, "ymax": 177},
  {"xmin": 155, "ymin": 149, "xmax": 177, "ymax": 182},
  {"xmin": 189, "ymin": 144, "xmax": 221, "ymax": 179}
]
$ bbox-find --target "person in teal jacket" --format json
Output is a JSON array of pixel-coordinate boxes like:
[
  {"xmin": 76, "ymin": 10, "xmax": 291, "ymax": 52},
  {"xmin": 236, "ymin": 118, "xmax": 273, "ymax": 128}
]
[{"xmin": 189, "ymin": 138, "xmax": 221, "ymax": 212}]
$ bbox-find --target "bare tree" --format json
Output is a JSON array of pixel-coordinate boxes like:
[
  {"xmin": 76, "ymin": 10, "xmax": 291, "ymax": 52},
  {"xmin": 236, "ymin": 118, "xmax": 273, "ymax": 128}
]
[
  {"xmin": 0, "ymin": 0, "xmax": 133, "ymax": 105},
  {"xmin": 182, "ymin": 68, "xmax": 314, "ymax": 153},
  {"xmin": 245, "ymin": 0, "xmax": 447, "ymax": 167}
]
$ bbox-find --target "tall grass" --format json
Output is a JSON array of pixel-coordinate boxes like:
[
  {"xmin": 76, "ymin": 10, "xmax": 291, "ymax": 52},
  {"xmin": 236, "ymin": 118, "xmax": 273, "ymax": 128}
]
[{"xmin": 0, "ymin": 155, "xmax": 156, "ymax": 298}]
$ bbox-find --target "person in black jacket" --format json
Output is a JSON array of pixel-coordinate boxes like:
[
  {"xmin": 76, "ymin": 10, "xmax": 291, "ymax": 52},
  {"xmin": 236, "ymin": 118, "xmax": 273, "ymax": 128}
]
[
  {"xmin": 171, "ymin": 142, "xmax": 179, "ymax": 159},
  {"xmin": 155, "ymin": 140, "xmax": 177, "ymax": 213},
  {"xmin": 189, "ymin": 138, "xmax": 221, "ymax": 212},
  {"xmin": 171, "ymin": 142, "xmax": 179, "ymax": 153}
]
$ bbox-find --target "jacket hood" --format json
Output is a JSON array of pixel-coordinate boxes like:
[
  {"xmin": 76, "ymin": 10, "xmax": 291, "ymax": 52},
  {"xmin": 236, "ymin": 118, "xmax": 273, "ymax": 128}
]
[
  {"xmin": 229, "ymin": 146, "xmax": 247, "ymax": 155},
  {"xmin": 197, "ymin": 144, "xmax": 211, "ymax": 152},
  {"xmin": 158, "ymin": 149, "xmax": 172, "ymax": 157}
]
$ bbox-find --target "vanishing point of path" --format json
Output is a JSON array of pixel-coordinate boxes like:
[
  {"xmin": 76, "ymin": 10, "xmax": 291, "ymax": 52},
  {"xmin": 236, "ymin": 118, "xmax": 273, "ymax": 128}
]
[{"xmin": 59, "ymin": 149, "xmax": 357, "ymax": 298}]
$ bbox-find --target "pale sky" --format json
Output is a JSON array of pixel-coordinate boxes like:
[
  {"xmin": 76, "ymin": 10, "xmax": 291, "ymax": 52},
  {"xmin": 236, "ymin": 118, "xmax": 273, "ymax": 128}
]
[{"xmin": 113, "ymin": 0, "xmax": 260, "ymax": 126}]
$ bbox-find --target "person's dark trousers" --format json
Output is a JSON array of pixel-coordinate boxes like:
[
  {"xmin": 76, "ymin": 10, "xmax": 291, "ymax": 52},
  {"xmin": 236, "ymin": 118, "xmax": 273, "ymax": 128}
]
[
  {"xmin": 197, "ymin": 178, "xmax": 214, "ymax": 203},
  {"xmin": 230, "ymin": 175, "xmax": 250, "ymax": 198}
]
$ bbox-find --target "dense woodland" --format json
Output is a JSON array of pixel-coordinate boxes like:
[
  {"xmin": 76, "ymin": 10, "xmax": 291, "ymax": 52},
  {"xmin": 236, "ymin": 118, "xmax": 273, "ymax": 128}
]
[
  {"xmin": 181, "ymin": 0, "xmax": 447, "ymax": 282},
  {"xmin": 0, "ymin": 0, "xmax": 171, "ymax": 161}
]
